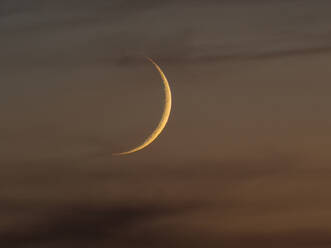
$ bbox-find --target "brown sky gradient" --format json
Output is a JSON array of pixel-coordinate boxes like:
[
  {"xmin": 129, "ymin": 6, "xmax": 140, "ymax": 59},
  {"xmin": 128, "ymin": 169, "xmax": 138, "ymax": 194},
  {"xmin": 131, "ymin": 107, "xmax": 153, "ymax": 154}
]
[{"xmin": 2, "ymin": 0, "xmax": 331, "ymax": 247}]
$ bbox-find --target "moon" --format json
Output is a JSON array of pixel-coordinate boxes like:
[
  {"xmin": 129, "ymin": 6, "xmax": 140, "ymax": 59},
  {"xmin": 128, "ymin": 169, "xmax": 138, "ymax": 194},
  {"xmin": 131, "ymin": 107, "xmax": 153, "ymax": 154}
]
[{"xmin": 113, "ymin": 58, "xmax": 172, "ymax": 156}]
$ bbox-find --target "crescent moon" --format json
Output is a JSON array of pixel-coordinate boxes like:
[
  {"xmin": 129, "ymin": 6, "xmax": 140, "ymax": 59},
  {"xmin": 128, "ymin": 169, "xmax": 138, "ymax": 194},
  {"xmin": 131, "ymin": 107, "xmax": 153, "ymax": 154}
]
[{"xmin": 113, "ymin": 58, "xmax": 172, "ymax": 155}]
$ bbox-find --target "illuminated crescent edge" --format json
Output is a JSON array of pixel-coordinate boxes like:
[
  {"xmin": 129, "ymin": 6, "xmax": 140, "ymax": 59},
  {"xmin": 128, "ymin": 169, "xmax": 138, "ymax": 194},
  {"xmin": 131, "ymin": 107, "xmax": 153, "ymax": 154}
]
[{"xmin": 113, "ymin": 58, "xmax": 172, "ymax": 155}]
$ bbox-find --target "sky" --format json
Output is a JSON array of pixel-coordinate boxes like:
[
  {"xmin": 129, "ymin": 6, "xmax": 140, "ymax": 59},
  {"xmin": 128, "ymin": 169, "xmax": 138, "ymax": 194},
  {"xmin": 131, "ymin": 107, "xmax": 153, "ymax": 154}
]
[{"xmin": 2, "ymin": 0, "xmax": 331, "ymax": 247}]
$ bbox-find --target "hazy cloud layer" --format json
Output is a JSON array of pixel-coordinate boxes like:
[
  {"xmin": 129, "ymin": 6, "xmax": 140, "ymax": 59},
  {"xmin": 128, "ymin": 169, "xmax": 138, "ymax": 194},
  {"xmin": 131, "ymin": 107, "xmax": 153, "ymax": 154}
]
[
  {"xmin": 2, "ymin": 157, "xmax": 331, "ymax": 247},
  {"xmin": 2, "ymin": 0, "xmax": 331, "ymax": 67}
]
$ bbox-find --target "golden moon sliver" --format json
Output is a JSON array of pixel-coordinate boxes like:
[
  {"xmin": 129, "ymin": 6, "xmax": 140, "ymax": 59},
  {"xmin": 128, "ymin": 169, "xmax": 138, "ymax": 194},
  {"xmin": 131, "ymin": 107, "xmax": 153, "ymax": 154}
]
[{"xmin": 113, "ymin": 58, "xmax": 172, "ymax": 155}]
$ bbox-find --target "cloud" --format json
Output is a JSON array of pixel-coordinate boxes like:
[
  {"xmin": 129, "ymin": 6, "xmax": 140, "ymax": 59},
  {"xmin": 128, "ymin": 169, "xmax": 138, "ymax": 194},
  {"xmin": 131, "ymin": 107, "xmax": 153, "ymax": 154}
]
[
  {"xmin": 1, "ymin": 156, "xmax": 331, "ymax": 247},
  {"xmin": 0, "ymin": 203, "xmax": 198, "ymax": 247},
  {"xmin": 2, "ymin": 0, "xmax": 331, "ymax": 69}
]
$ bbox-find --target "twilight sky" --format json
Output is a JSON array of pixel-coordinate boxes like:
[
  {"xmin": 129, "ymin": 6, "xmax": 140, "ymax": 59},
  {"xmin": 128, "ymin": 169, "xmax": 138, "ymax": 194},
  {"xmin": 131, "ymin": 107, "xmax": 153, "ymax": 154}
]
[{"xmin": 2, "ymin": 1, "xmax": 331, "ymax": 247}]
